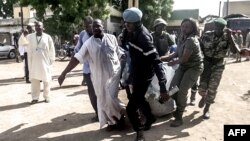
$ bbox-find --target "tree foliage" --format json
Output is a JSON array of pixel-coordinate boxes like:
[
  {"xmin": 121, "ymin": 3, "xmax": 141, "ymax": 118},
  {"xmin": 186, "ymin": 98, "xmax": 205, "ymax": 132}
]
[
  {"xmin": 2, "ymin": 0, "xmax": 174, "ymax": 41},
  {"xmin": 0, "ymin": 0, "xmax": 19, "ymax": 18},
  {"xmin": 19, "ymin": 0, "xmax": 111, "ymax": 42},
  {"xmin": 139, "ymin": 0, "xmax": 174, "ymax": 30}
]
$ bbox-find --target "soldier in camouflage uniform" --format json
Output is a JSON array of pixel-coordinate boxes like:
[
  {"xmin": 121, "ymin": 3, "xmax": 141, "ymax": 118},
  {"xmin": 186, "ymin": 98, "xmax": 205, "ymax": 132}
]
[
  {"xmin": 152, "ymin": 18, "xmax": 175, "ymax": 57},
  {"xmin": 198, "ymin": 18, "xmax": 240, "ymax": 119}
]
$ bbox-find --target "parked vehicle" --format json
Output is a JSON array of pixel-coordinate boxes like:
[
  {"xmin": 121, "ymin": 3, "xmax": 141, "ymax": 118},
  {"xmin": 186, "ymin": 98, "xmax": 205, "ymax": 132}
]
[
  {"xmin": 56, "ymin": 41, "xmax": 75, "ymax": 60},
  {"xmin": 204, "ymin": 15, "xmax": 250, "ymax": 46},
  {"xmin": 226, "ymin": 17, "xmax": 250, "ymax": 45},
  {"xmin": 0, "ymin": 43, "xmax": 16, "ymax": 59}
]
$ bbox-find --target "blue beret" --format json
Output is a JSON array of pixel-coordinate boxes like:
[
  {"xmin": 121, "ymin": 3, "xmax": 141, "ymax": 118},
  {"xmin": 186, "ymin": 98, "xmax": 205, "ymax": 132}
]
[
  {"xmin": 123, "ymin": 7, "xmax": 143, "ymax": 22},
  {"xmin": 214, "ymin": 18, "xmax": 227, "ymax": 26}
]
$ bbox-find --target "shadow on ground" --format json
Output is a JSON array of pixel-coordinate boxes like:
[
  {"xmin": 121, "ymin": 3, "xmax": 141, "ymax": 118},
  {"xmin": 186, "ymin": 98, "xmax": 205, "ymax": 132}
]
[
  {"xmin": 0, "ymin": 77, "xmax": 26, "ymax": 86},
  {"xmin": 0, "ymin": 112, "xmax": 96, "ymax": 141},
  {"xmin": 67, "ymin": 89, "xmax": 88, "ymax": 97},
  {"xmin": 0, "ymin": 102, "xmax": 30, "ymax": 112},
  {"xmin": 240, "ymin": 90, "xmax": 250, "ymax": 101},
  {"xmin": 0, "ymin": 58, "xmax": 18, "ymax": 64},
  {"xmin": 0, "ymin": 111, "xmax": 205, "ymax": 141}
]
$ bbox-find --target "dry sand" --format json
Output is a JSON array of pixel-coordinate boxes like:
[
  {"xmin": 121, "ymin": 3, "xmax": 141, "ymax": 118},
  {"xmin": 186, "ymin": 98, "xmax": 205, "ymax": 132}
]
[{"xmin": 0, "ymin": 57, "xmax": 249, "ymax": 141}]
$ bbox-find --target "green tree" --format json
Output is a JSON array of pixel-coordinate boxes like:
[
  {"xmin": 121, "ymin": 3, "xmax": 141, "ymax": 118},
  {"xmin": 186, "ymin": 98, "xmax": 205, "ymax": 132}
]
[
  {"xmin": 0, "ymin": 0, "xmax": 18, "ymax": 18},
  {"xmin": 19, "ymin": 0, "xmax": 111, "ymax": 42},
  {"xmin": 139, "ymin": 0, "xmax": 174, "ymax": 30}
]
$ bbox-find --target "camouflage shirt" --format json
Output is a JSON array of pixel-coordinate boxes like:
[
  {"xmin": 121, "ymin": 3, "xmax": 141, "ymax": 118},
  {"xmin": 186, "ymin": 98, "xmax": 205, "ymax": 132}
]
[{"xmin": 201, "ymin": 31, "xmax": 230, "ymax": 59}]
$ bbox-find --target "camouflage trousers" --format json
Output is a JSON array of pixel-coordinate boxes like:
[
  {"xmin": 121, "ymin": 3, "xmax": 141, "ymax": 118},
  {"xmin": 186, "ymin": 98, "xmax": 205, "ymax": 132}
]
[{"xmin": 198, "ymin": 60, "xmax": 225, "ymax": 104}]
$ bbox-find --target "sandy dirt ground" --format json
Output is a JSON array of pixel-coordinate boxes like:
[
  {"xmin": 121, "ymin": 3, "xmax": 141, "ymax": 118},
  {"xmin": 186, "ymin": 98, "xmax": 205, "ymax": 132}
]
[{"xmin": 0, "ymin": 57, "xmax": 249, "ymax": 141}]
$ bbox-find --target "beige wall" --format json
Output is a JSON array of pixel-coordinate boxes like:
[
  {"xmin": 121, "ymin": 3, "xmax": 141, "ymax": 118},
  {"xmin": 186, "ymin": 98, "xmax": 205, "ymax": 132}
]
[
  {"xmin": 13, "ymin": 6, "xmax": 35, "ymax": 19},
  {"xmin": 223, "ymin": 1, "xmax": 250, "ymax": 17}
]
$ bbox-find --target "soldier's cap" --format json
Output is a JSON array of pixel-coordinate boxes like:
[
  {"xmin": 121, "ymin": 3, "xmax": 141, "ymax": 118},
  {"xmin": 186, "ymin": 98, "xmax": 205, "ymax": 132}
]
[
  {"xmin": 214, "ymin": 18, "xmax": 227, "ymax": 26},
  {"xmin": 237, "ymin": 30, "xmax": 241, "ymax": 33},
  {"xmin": 153, "ymin": 18, "xmax": 168, "ymax": 27},
  {"xmin": 123, "ymin": 7, "xmax": 143, "ymax": 23}
]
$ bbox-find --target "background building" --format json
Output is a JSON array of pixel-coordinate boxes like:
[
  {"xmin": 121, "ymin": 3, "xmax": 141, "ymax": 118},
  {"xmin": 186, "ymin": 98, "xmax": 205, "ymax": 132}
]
[
  {"xmin": 166, "ymin": 9, "xmax": 200, "ymax": 35},
  {"xmin": 223, "ymin": 0, "xmax": 250, "ymax": 17}
]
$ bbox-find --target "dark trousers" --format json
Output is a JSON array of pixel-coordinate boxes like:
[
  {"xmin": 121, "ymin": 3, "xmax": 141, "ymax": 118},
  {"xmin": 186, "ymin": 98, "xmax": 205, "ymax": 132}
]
[
  {"xmin": 24, "ymin": 52, "xmax": 29, "ymax": 81},
  {"xmin": 126, "ymin": 79, "xmax": 154, "ymax": 131},
  {"xmin": 84, "ymin": 73, "xmax": 98, "ymax": 115}
]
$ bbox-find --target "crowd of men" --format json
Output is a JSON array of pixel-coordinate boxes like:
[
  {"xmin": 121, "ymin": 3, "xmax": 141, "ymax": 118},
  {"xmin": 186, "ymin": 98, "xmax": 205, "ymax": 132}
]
[{"xmin": 16, "ymin": 7, "xmax": 250, "ymax": 141}]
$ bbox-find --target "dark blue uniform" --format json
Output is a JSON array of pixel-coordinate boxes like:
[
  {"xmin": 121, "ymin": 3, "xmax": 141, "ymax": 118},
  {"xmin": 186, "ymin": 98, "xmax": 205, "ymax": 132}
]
[{"xmin": 123, "ymin": 25, "xmax": 167, "ymax": 131}]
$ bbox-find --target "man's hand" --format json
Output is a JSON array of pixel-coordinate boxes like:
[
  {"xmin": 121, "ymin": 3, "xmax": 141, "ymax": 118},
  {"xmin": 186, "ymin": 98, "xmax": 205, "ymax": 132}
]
[
  {"xmin": 224, "ymin": 28, "xmax": 232, "ymax": 37},
  {"xmin": 240, "ymin": 48, "xmax": 250, "ymax": 56},
  {"xmin": 167, "ymin": 61, "xmax": 176, "ymax": 66},
  {"xmin": 58, "ymin": 73, "xmax": 66, "ymax": 86},
  {"xmin": 160, "ymin": 55, "xmax": 171, "ymax": 62},
  {"xmin": 159, "ymin": 92, "xmax": 170, "ymax": 103}
]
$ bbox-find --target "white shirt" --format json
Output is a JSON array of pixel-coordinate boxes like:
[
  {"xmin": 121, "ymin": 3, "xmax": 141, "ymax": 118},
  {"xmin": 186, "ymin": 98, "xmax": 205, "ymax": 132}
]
[
  {"xmin": 27, "ymin": 32, "xmax": 55, "ymax": 81},
  {"xmin": 18, "ymin": 33, "xmax": 29, "ymax": 55}
]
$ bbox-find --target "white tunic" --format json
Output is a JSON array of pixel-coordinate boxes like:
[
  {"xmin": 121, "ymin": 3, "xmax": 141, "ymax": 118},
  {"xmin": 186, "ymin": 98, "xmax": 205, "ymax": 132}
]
[
  {"xmin": 18, "ymin": 33, "xmax": 29, "ymax": 55},
  {"xmin": 27, "ymin": 33, "xmax": 55, "ymax": 81},
  {"xmin": 75, "ymin": 33, "xmax": 124, "ymax": 128}
]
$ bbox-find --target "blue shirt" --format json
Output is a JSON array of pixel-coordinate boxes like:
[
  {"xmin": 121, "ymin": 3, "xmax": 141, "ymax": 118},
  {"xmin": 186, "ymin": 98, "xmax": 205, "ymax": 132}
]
[{"xmin": 74, "ymin": 31, "xmax": 91, "ymax": 74}]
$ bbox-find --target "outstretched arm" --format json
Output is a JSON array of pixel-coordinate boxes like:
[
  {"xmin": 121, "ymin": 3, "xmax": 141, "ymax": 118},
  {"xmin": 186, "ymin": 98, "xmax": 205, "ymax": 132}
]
[
  {"xmin": 160, "ymin": 52, "xmax": 177, "ymax": 62},
  {"xmin": 59, "ymin": 38, "xmax": 90, "ymax": 86},
  {"xmin": 58, "ymin": 57, "xmax": 79, "ymax": 86}
]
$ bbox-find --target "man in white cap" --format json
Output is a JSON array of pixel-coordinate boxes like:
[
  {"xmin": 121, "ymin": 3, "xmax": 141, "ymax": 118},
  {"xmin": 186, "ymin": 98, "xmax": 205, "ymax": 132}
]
[
  {"xmin": 27, "ymin": 21, "xmax": 55, "ymax": 104},
  {"xmin": 122, "ymin": 7, "xmax": 169, "ymax": 141}
]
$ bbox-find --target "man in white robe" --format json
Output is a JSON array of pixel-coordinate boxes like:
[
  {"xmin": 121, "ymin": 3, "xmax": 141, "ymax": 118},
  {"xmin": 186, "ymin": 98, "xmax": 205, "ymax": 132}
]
[
  {"xmin": 58, "ymin": 19, "xmax": 125, "ymax": 130},
  {"xmin": 74, "ymin": 16, "xmax": 99, "ymax": 122},
  {"xmin": 27, "ymin": 21, "xmax": 55, "ymax": 104}
]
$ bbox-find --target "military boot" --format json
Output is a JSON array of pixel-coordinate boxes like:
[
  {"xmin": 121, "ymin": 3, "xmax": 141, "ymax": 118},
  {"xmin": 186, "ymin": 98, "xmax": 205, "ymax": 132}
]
[
  {"xmin": 203, "ymin": 104, "xmax": 210, "ymax": 119},
  {"xmin": 170, "ymin": 111, "xmax": 183, "ymax": 127}
]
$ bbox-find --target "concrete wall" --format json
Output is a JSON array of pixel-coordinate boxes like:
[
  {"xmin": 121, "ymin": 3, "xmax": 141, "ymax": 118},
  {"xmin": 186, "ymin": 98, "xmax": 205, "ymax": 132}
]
[{"xmin": 13, "ymin": 6, "xmax": 35, "ymax": 19}]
